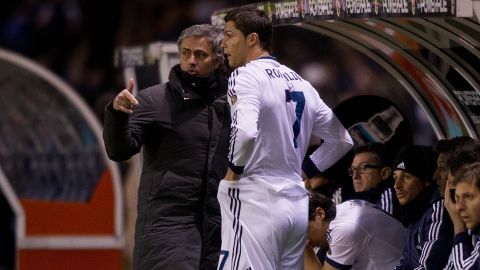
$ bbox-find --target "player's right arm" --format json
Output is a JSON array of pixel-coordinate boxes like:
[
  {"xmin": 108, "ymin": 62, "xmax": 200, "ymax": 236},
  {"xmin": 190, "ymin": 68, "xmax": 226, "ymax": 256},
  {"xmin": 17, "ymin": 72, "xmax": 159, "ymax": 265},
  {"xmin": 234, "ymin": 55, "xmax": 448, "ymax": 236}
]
[
  {"xmin": 225, "ymin": 68, "xmax": 261, "ymax": 178},
  {"xmin": 304, "ymin": 245, "xmax": 323, "ymax": 270},
  {"xmin": 304, "ymin": 245, "xmax": 344, "ymax": 270},
  {"xmin": 303, "ymin": 92, "xmax": 353, "ymax": 178}
]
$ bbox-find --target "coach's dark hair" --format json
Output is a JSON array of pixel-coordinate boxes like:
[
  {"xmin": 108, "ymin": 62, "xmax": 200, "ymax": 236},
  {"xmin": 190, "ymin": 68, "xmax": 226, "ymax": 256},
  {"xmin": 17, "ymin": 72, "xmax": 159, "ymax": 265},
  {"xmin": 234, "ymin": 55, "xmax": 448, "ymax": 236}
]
[
  {"xmin": 177, "ymin": 24, "xmax": 224, "ymax": 64},
  {"xmin": 353, "ymin": 142, "xmax": 388, "ymax": 166},
  {"xmin": 223, "ymin": 7, "xmax": 273, "ymax": 54},
  {"xmin": 452, "ymin": 162, "xmax": 480, "ymax": 190},
  {"xmin": 308, "ymin": 190, "xmax": 336, "ymax": 221},
  {"xmin": 444, "ymin": 138, "xmax": 480, "ymax": 175}
]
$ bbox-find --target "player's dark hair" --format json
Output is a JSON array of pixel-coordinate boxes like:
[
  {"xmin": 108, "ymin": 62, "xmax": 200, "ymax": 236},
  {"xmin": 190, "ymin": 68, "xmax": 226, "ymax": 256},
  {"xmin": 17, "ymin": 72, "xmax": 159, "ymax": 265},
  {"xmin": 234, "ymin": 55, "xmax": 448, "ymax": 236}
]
[
  {"xmin": 308, "ymin": 190, "xmax": 336, "ymax": 221},
  {"xmin": 453, "ymin": 162, "xmax": 480, "ymax": 190},
  {"xmin": 223, "ymin": 6, "xmax": 272, "ymax": 54},
  {"xmin": 444, "ymin": 138, "xmax": 480, "ymax": 175},
  {"xmin": 435, "ymin": 136, "xmax": 476, "ymax": 154}
]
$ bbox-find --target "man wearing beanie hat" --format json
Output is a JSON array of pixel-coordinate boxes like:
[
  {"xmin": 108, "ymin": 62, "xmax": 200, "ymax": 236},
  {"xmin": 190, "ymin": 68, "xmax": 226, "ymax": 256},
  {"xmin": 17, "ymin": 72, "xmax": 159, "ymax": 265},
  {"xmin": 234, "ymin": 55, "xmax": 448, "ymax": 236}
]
[{"xmin": 392, "ymin": 145, "xmax": 453, "ymax": 270}]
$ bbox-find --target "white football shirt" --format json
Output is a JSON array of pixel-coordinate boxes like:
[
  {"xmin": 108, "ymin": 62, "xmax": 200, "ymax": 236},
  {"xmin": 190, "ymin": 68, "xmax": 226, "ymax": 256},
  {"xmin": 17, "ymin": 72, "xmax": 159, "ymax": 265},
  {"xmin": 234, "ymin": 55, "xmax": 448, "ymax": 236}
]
[
  {"xmin": 227, "ymin": 56, "xmax": 352, "ymax": 193},
  {"xmin": 327, "ymin": 200, "xmax": 405, "ymax": 269}
]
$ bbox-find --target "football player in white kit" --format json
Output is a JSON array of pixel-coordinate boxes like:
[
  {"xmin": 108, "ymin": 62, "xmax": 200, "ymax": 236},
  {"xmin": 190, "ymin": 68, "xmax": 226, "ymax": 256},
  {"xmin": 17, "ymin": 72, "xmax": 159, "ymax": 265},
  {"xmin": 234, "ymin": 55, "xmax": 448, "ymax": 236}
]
[
  {"xmin": 218, "ymin": 7, "xmax": 353, "ymax": 270},
  {"xmin": 304, "ymin": 192, "xmax": 405, "ymax": 270}
]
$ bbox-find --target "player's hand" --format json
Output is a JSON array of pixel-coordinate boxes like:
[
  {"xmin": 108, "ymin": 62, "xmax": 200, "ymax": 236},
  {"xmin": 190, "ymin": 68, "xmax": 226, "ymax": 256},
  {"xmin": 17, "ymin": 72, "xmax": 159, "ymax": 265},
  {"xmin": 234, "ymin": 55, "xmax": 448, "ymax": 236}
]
[
  {"xmin": 444, "ymin": 179, "xmax": 457, "ymax": 215},
  {"xmin": 444, "ymin": 180, "xmax": 467, "ymax": 234},
  {"xmin": 113, "ymin": 78, "xmax": 138, "ymax": 114},
  {"xmin": 224, "ymin": 168, "xmax": 240, "ymax": 181}
]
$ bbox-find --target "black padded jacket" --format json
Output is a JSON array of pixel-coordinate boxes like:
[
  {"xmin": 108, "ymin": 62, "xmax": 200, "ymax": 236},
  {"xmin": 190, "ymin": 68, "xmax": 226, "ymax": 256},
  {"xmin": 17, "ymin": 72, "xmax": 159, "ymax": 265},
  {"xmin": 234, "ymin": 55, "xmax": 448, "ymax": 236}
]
[{"xmin": 103, "ymin": 65, "xmax": 230, "ymax": 270}]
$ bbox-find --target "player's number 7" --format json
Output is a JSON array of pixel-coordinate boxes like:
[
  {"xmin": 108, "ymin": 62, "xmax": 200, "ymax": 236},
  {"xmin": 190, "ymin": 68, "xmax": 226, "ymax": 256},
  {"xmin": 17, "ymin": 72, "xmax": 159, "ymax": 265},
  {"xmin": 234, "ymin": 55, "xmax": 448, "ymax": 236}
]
[
  {"xmin": 285, "ymin": 90, "xmax": 305, "ymax": 148},
  {"xmin": 217, "ymin": 250, "xmax": 229, "ymax": 270}
]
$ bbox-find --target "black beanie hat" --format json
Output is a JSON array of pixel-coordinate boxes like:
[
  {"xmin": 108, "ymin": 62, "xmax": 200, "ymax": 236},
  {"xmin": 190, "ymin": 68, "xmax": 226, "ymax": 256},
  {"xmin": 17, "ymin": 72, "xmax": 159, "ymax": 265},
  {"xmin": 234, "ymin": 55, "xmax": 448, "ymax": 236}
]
[{"xmin": 392, "ymin": 145, "xmax": 438, "ymax": 183}]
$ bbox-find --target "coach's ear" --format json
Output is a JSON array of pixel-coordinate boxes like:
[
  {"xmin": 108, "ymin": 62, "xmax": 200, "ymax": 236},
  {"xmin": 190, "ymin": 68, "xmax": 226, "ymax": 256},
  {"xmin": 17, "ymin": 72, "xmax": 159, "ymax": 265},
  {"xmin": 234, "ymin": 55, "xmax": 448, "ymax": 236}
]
[{"xmin": 315, "ymin": 207, "xmax": 325, "ymax": 221}]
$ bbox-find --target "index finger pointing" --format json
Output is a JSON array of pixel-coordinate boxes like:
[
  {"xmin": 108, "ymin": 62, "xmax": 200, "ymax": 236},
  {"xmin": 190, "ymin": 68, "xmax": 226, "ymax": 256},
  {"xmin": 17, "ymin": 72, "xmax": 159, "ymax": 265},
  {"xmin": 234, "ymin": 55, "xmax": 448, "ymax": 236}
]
[{"xmin": 125, "ymin": 78, "xmax": 138, "ymax": 106}]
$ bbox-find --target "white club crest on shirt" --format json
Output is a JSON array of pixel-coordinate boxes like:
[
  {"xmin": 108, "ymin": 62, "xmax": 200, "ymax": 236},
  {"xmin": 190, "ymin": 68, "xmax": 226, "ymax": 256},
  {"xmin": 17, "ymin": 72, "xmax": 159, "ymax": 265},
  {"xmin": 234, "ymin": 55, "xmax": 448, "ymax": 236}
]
[
  {"xmin": 327, "ymin": 228, "xmax": 333, "ymax": 245},
  {"xmin": 397, "ymin": 162, "xmax": 406, "ymax": 169},
  {"xmin": 230, "ymin": 95, "xmax": 238, "ymax": 105}
]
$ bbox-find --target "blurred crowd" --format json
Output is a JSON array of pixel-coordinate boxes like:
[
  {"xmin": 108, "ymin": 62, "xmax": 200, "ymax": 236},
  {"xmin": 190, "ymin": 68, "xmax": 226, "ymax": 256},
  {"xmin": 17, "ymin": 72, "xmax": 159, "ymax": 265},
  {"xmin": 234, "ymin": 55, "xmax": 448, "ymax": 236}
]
[
  {"xmin": 0, "ymin": 0, "xmax": 258, "ymax": 121},
  {"xmin": 0, "ymin": 0, "xmax": 433, "ymax": 145}
]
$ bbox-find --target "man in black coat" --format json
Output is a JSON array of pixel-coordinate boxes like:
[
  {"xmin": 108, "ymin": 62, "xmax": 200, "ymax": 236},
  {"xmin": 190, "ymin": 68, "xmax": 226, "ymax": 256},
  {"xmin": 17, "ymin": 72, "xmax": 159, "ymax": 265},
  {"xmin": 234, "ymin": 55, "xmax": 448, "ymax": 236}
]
[{"xmin": 103, "ymin": 24, "xmax": 230, "ymax": 270}]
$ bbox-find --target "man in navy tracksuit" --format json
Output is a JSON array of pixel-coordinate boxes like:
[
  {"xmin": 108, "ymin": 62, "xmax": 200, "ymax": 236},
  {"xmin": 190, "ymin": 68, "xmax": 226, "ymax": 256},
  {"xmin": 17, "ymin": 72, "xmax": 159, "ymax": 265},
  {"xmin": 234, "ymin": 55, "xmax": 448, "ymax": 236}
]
[
  {"xmin": 443, "ymin": 141, "xmax": 480, "ymax": 270},
  {"xmin": 349, "ymin": 142, "xmax": 400, "ymax": 219},
  {"xmin": 392, "ymin": 145, "xmax": 453, "ymax": 270}
]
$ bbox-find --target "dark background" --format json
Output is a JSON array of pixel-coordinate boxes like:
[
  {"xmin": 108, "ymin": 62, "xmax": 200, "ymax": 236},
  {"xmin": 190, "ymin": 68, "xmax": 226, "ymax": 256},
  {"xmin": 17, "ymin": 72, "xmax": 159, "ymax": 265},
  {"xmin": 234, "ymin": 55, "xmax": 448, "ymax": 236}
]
[{"xmin": 0, "ymin": 0, "xmax": 259, "ymax": 120}]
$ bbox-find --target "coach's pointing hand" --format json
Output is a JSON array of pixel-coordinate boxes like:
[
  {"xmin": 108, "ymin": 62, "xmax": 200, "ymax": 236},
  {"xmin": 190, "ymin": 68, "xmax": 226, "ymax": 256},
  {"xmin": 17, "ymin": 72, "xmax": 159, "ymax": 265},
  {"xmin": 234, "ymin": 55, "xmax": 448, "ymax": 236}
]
[{"xmin": 113, "ymin": 78, "xmax": 138, "ymax": 114}]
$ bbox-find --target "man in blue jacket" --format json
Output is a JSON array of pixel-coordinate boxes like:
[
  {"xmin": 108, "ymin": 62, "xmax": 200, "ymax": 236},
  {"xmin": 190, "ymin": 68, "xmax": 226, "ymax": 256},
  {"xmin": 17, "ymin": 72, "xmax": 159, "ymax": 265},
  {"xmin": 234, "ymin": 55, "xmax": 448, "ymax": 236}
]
[
  {"xmin": 392, "ymin": 145, "xmax": 453, "ymax": 270},
  {"xmin": 443, "ymin": 140, "xmax": 480, "ymax": 270},
  {"xmin": 349, "ymin": 142, "xmax": 400, "ymax": 219}
]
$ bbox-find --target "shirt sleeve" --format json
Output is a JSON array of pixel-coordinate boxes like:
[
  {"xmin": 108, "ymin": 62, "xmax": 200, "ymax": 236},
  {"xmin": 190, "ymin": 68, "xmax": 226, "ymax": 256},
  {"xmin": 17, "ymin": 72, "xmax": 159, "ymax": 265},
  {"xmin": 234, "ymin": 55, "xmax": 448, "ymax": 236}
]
[
  {"xmin": 444, "ymin": 232, "xmax": 480, "ymax": 270},
  {"xmin": 416, "ymin": 200, "xmax": 453, "ymax": 269},
  {"xmin": 103, "ymin": 91, "xmax": 151, "ymax": 161},
  {"xmin": 326, "ymin": 222, "xmax": 367, "ymax": 269},
  {"xmin": 303, "ymin": 95, "xmax": 353, "ymax": 178},
  {"xmin": 379, "ymin": 188, "xmax": 395, "ymax": 216},
  {"xmin": 227, "ymin": 68, "xmax": 261, "ymax": 174},
  {"xmin": 394, "ymin": 256, "xmax": 411, "ymax": 270}
]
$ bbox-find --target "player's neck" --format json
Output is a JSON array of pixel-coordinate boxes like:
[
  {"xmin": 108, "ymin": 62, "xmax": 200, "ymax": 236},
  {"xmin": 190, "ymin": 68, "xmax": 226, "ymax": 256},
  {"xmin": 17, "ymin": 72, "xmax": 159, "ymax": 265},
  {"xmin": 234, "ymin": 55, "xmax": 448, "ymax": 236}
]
[
  {"xmin": 253, "ymin": 49, "xmax": 269, "ymax": 60},
  {"xmin": 245, "ymin": 48, "xmax": 270, "ymax": 64}
]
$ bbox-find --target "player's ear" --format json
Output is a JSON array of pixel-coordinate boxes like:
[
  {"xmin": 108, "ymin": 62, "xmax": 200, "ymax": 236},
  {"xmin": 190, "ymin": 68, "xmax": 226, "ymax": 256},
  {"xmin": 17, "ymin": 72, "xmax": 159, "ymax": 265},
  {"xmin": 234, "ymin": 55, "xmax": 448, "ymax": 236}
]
[
  {"xmin": 246, "ymin": 32, "xmax": 259, "ymax": 47},
  {"xmin": 315, "ymin": 207, "xmax": 325, "ymax": 221}
]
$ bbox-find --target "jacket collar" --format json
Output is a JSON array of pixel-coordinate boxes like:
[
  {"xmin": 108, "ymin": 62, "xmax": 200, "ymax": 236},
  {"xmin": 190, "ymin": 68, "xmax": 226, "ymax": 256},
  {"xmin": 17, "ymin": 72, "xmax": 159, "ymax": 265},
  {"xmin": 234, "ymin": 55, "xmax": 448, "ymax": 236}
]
[
  {"xmin": 399, "ymin": 185, "xmax": 439, "ymax": 226},
  {"xmin": 168, "ymin": 64, "xmax": 227, "ymax": 101}
]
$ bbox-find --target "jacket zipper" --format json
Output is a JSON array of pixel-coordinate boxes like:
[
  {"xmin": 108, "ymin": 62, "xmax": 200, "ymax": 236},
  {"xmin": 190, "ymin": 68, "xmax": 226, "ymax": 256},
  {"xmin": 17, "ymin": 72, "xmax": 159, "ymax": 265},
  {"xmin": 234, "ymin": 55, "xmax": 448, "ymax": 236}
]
[{"xmin": 200, "ymin": 104, "xmax": 214, "ymax": 268}]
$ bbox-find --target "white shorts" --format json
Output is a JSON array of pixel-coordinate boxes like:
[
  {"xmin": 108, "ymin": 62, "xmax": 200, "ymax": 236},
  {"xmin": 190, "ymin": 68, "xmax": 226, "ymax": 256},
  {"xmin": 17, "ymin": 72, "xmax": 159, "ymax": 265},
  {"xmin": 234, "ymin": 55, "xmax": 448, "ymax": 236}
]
[{"xmin": 217, "ymin": 178, "xmax": 308, "ymax": 270}]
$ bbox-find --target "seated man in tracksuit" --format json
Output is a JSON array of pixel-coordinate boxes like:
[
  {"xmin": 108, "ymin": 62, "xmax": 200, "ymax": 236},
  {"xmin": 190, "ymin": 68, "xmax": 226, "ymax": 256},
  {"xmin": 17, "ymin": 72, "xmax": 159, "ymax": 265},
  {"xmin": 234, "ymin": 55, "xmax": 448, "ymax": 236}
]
[
  {"xmin": 349, "ymin": 142, "xmax": 400, "ymax": 219},
  {"xmin": 392, "ymin": 145, "xmax": 453, "ymax": 270},
  {"xmin": 443, "ymin": 140, "xmax": 480, "ymax": 270}
]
